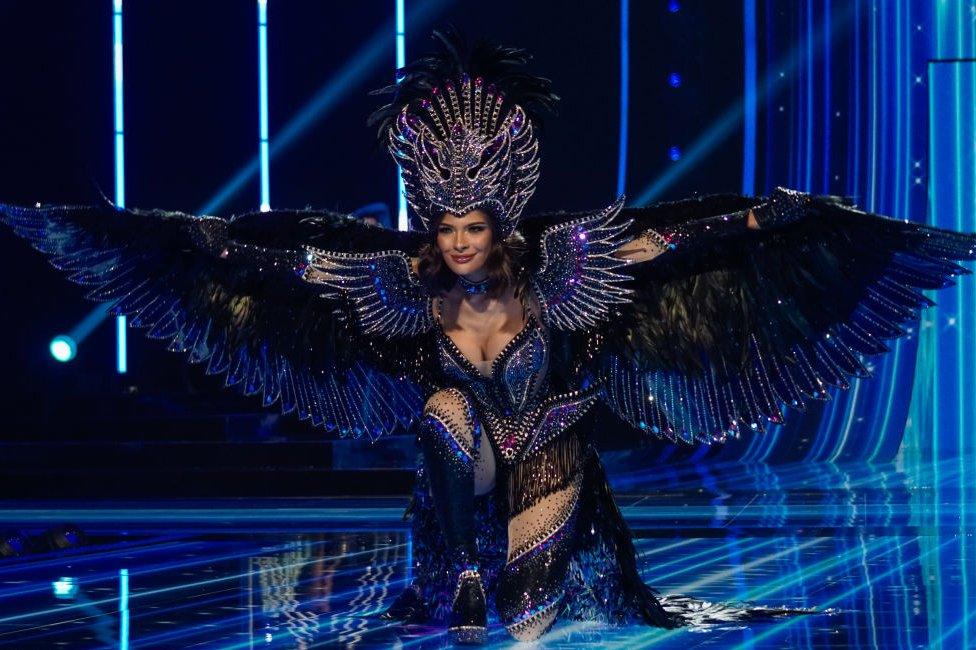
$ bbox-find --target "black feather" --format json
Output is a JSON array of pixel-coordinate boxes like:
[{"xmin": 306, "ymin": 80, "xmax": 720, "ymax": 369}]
[{"xmin": 367, "ymin": 25, "xmax": 559, "ymax": 141}]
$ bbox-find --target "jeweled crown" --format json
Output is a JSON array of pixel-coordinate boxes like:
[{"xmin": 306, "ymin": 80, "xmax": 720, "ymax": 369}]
[{"xmin": 388, "ymin": 73, "xmax": 540, "ymax": 239}]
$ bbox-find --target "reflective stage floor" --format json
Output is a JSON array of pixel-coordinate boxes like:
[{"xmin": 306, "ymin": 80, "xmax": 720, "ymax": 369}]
[{"xmin": 0, "ymin": 459, "xmax": 973, "ymax": 648}]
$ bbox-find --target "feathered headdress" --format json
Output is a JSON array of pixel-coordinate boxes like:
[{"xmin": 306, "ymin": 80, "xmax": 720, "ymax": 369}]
[{"xmin": 368, "ymin": 27, "xmax": 559, "ymax": 238}]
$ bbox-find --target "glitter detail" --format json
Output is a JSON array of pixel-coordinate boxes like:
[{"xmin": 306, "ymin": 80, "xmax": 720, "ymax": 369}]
[
  {"xmin": 532, "ymin": 197, "xmax": 635, "ymax": 331},
  {"xmin": 505, "ymin": 594, "xmax": 563, "ymax": 640},
  {"xmin": 507, "ymin": 472, "xmax": 582, "ymax": 564},
  {"xmin": 389, "ymin": 74, "xmax": 540, "ymax": 239},
  {"xmin": 457, "ymin": 275, "xmax": 490, "ymax": 295},
  {"xmin": 301, "ymin": 247, "xmax": 433, "ymax": 338},
  {"xmin": 421, "ymin": 388, "xmax": 478, "ymax": 470},
  {"xmin": 433, "ymin": 289, "xmax": 599, "ymax": 463}
]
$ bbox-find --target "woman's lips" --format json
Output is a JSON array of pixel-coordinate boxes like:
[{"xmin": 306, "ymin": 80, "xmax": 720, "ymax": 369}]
[{"xmin": 451, "ymin": 254, "xmax": 474, "ymax": 263}]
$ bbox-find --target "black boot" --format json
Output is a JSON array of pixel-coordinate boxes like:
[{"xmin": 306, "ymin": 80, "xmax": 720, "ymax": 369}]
[
  {"xmin": 418, "ymin": 402, "xmax": 487, "ymax": 644},
  {"xmin": 449, "ymin": 566, "xmax": 487, "ymax": 645}
]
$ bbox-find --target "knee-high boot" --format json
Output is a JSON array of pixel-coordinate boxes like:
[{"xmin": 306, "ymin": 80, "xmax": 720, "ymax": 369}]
[{"xmin": 418, "ymin": 399, "xmax": 487, "ymax": 645}]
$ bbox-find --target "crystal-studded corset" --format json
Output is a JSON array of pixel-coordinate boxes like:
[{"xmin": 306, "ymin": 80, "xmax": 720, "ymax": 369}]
[{"xmin": 436, "ymin": 310, "xmax": 549, "ymax": 415}]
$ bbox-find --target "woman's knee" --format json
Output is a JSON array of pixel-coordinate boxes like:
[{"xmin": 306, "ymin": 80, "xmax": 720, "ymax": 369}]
[
  {"xmin": 423, "ymin": 389, "xmax": 474, "ymax": 437},
  {"xmin": 420, "ymin": 389, "xmax": 478, "ymax": 461},
  {"xmin": 422, "ymin": 389, "xmax": 496, "ymax": 493}
]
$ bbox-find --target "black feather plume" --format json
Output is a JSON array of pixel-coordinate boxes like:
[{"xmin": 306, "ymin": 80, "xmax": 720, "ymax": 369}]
[{"xmin": 367, "ymin": 25, "xmax": 559, "ymax": 141}]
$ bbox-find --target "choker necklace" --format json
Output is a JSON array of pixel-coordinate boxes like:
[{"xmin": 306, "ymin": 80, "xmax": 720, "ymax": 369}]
[{"xmin": 458, "ymin": 275, "xmax": 490, "ymax": 295}]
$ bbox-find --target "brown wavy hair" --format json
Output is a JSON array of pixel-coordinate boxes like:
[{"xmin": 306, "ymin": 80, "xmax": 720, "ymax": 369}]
[{"xmin": 417, "ymin": 213, "xmax": 528, "ymax": 300}]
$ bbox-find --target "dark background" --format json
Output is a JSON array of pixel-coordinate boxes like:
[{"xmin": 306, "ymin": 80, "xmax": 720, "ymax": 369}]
[{"xmin": 0, "ymin": 1, "xmax": 750, "ymax": 495}]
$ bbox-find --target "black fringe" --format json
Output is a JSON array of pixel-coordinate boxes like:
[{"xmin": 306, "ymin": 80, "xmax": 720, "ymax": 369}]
[{"xmin": 506, "ymin": 431, "xmax": 583, "ymax": 515}]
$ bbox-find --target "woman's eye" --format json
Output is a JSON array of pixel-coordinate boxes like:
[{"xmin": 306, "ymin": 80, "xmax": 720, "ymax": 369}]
[{"xmin": 470, "ymin": 226, "xmax": 485, "ymax": 232}]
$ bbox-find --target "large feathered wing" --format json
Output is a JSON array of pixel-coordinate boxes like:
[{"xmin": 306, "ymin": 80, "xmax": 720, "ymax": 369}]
[
  {"xmin": 523, "ymin": 189, "xmax": 976, "ymax": 444},
  {"xmin": 0, "ymin": 201, "xmax": 433, "ymax": 440}
]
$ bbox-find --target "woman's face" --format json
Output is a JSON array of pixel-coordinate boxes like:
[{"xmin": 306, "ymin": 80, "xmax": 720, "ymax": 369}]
[{"xmin": 436, "ymin": 209, "xmax": 493, "ymax": 280}]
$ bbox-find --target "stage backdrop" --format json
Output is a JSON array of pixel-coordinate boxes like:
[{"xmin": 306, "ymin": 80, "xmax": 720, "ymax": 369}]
[{"xmin": 0, "ymin": 1, "xmax": 970, "ymax": 496}]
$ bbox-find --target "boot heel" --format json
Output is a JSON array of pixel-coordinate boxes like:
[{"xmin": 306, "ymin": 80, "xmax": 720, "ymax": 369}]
[{"xmin": 449, "ymin": 624, "xmax": 487, "ymax": 645}]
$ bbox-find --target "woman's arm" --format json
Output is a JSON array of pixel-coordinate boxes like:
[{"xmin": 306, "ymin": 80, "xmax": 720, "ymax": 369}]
[{"xmin": 613, "ymin": 209, "xmax": 760, "ymax": 264}]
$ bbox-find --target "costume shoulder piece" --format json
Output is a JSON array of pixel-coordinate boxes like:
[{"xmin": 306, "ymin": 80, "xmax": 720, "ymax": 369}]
[
  {"xmin": 522, "ymin": 197, "xmax": 635, "ymax": 331},
  {"xmin": 302, "ymin": 247, "xmax": 433, "ymax": 338},
  {"xmin": 0, "ymin": 201, "xmax": 430, "ymax": 440}
]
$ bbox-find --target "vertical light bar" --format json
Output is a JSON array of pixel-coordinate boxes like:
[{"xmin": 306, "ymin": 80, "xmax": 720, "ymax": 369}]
[
  {"xmin": 616, "ymin": 0, "xmax": 629, "ymax": 198},
  {"xmin": 395, "ymin": 0, "xmax": 408, "ymax": 231},
  {"xmin": 258, "ymin": 0, "xmax": 271, "ymax": 212},
  {"xmin": 119, "ymin": 568, "xmax": 130, "ymax": 650},
  {"xmin": 741, "ymin": 0, "xmax": 775, "ymax": 461},
  {"xmin": 822, "ymin": 0, "xmax": 831, "ymax": 192},
  {"xmin": 921, "ymin": 57, "xmax": 976, "ymax": 650},
  {"xmin": 741, "ymin": 0, "xmax": 757, "ymax": 195},
  {"xmin": 804, "ymin": 0, "xmax": 813, "ymax": 190},
  {"xmin": 406, "ymin": 531, "xmax": 413, "ymax": 587},
  {"xmin": 113, "ymin": 0, "xmax": 127, "ymax": 374}
]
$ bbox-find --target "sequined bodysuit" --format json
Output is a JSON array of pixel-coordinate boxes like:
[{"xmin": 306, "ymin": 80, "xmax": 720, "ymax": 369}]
[
  {"xmin": 421, "ymin": 292, "xmax": 606, "ymax": 639},
  {"xmin": 434, "ymin": 296, "xmax": 598, "ymax": 462}
]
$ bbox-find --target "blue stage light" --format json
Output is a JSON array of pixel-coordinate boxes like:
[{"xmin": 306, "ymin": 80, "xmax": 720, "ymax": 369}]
[
  {"xmin": 119, "ymin": 568, "xmax": 129, "ymax": 650},
  {"xmin": 668, "ymin": 146, "xmax": 682, "ymax": 161},
  {"xmin": 116, "ymin": 315, "xmax": 127, "ymax": 373},
  {"xmin": 617, "ymin": 0, "xmax": 629, "ymax": 197},
  {"xmin": 668, "ymin": 0, "xmax": 680, "ymax": 13},
  {"xmin": 200, "ymin": 0, "xmax": 448, "ymax": 218},
  {"xmin": 668, "ymin": 72, "xmax": 681, "ymax": 87},
  {"xmin": 742, "ymin": 0, "xmax": 756, "ymax": 195},
  {"xmin": 49, "ymin": 336, "xmax": 77, "ymax": 363},
  {"xmin": 52, "ymin": 577, "xmax": 78, "ymax": 600},
  {"xmin": 257, "ymin": 0, "xmax": 270, "ymax": 212},
  {"xmin": 113, "ymin": 0, "xmax": 127, "ymax": 374},
  {"xmin": 396, "ymin": 0, "xmax": 408, "ymax": 230}
]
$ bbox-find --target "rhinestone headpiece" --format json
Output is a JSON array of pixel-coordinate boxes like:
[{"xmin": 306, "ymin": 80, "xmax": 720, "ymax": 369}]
[{"xmin": 388, "ymin": 74, "xmax": 540, "ymax": 239}]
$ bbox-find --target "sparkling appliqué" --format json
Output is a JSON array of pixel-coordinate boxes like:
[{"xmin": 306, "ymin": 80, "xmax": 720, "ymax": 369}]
[
  {"xmin": 420, "ymin": 387, "xmax": 479, "ymax": 471},
  {"xmin": 388, "ymin": 74, "xmax": 539, "ymax": 239},
  {"xmin": 532, "ymin": 197, "xmax": 635, "ymax": 331},
  {"xmin": 497, "ymin": 326, "xmax": 548, "ymax": 412},
  {"xmin": 434, "ymin": 303, "xmax": 596, "ymax": 464},
  {"xmin": 457, "ymin": 275, "xmax": 490, "ymax": 295},
  {"xmin": 301, "ymin": 247, "xmax": 433, "ymax": 338}
]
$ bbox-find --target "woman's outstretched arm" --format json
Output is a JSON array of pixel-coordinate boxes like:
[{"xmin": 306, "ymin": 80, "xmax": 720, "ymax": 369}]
[{"xmin": 612, "ymin": 208, "xmax": 760, "ymax": 264}]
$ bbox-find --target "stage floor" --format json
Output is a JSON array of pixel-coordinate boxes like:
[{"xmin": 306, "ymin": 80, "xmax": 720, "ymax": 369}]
[{"xmin": 0, "ymin": 460, "xmax": 973, "ymax": 648}]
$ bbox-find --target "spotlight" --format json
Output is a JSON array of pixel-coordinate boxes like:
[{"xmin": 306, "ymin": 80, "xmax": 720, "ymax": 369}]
[
  {"xmin": 52, "ymin": 577, "xmax": 79, "ymax": 600},
  {"xmin": 669, "ymin": 146, "xmax": 682, "ymax": 161},
  {"xmin": 49, "ymin": 335, "xmax": 76, "ymax": 362},
  {"xmin": 668, "ymin": 0, "xmax": 680, "ymax": 13},
  {"xmin": 668, "ymin": 72, "xmax": 682, "ymax": 88}
]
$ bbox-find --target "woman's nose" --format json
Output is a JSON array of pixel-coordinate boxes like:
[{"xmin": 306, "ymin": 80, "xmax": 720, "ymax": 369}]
[{"xmin": 453, "ymin": 234, "xmax": 468, "ymax": 250}]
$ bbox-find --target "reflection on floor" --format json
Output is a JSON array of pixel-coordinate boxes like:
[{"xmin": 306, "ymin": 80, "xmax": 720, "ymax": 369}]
[{"xmin": 0, "ymin": 460, "xmax": 972, "ymax": 648}]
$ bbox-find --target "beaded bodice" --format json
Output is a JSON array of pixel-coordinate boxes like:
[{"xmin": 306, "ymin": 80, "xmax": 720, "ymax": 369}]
[{"xmin": 435, "ymin": 308, "xmax": 550, "ymax": 415}]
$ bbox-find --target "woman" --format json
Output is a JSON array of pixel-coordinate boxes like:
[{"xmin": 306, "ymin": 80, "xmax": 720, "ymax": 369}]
[
  {"xmin": 2, "ymin": 29, "xmax": 975, "ymax": 644},
  {"xmin": 375, "ymin": 198, "xmax": 757, "ymax": 643}
]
